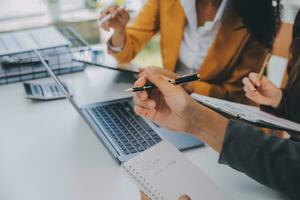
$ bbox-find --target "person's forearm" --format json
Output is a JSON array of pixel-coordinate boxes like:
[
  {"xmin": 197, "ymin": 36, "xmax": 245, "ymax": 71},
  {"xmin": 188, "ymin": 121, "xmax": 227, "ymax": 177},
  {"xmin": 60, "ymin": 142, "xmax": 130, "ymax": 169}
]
[
  {"xmin": 111, "ymin": 30, "xmax": 126, "ymax": 47},
  {"xmin": 187, "ymin": 105, "xmax": 229, "ymax": 152}
]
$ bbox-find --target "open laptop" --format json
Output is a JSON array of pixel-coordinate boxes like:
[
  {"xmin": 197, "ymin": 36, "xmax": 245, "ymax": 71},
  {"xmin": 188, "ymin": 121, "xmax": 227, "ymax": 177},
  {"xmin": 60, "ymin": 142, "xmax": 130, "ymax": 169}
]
[{"xmin": 34, "ymin": 50, "xmax": 204, "ymax": 164}]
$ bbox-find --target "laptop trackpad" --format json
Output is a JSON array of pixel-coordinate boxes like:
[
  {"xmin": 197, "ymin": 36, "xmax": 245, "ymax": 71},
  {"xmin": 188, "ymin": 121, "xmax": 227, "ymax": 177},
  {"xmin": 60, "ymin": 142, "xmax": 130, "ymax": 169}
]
[{"xmin": 153, "ymin": 125, "xmax": 205, "ymax": 151}]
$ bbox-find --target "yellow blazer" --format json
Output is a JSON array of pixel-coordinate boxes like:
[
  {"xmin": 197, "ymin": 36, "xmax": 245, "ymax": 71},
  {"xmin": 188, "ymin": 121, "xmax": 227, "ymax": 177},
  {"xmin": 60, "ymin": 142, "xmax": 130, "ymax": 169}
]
[{"xmin": 113, "ymin": 0, "xmax": 268, "ymax": 103}]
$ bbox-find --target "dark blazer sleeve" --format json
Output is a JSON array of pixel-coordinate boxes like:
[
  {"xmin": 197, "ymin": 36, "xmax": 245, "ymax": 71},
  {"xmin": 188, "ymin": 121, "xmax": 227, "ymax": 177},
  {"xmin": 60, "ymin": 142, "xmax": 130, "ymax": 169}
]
[
  {"xmin": 260, "ymin": 90, "xmax": 289, "ymax": 118},
  {"xmin": 218, "ymin": 120, "xmax": 300, "ymax": 199}
]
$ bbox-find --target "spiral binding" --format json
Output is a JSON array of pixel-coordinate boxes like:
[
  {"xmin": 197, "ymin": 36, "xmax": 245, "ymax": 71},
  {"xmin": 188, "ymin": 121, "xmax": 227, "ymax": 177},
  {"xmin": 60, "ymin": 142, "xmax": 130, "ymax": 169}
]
[{"xmin": 125, "ymin": 164, "xmax": 165, "ymax": 200}]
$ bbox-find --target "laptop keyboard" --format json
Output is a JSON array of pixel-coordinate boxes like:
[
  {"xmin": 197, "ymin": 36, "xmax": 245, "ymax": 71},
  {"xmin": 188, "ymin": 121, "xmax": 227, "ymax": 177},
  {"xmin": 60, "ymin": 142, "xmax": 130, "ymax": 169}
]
[{"xmin": 90, "ymin": 101, "xmax": 162, "ymax": 155}]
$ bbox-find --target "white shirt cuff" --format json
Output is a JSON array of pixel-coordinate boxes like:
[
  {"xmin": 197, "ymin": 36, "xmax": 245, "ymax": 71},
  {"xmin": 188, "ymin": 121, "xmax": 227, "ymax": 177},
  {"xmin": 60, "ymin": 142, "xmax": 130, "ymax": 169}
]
[{"xmin": 107, "ymin": 38, "xmax": 124, "ymax": 53}]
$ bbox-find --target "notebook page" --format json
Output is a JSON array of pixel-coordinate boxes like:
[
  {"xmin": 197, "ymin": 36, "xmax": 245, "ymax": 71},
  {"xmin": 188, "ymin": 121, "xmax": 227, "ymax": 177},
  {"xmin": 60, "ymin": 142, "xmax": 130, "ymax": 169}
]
[{"xmin": 123, "ymin": 140, "xmax": 230, "ymax": 200}]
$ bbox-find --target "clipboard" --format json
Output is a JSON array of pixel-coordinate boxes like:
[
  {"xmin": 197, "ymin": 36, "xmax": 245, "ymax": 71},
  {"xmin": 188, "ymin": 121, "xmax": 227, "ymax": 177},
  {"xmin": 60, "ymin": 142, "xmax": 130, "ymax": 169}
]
[{"xmin": 191, "ymin": 94, "xmax": 300, "ymax": 134}]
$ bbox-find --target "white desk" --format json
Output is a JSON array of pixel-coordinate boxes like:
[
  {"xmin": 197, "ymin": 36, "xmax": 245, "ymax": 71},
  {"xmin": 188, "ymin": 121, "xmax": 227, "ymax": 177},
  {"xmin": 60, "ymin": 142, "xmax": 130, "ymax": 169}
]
[{"xmin": 0, "ymin": 66, "xmax": 286, "ymax": 200}]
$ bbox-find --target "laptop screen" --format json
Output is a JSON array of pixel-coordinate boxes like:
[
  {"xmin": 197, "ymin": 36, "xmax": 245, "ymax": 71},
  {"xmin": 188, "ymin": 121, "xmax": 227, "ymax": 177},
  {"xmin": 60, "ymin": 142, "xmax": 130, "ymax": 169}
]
[{"xmin": 33, "ymin": 48, "xmax": 135, "ymax": 113}]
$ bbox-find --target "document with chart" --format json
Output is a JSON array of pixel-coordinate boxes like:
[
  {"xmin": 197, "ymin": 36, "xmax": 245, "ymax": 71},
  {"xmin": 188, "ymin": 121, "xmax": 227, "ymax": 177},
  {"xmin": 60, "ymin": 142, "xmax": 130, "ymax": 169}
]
[{"xmin": 191, "ymin": 94, "xmax": 300, "ymax": 133}]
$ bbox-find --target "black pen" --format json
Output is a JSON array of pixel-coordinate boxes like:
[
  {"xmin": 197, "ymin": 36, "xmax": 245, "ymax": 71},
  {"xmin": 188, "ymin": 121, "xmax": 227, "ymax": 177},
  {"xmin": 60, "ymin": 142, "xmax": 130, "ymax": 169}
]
[{"xmin": 125, "ymin": 73, "xmax": 200, "ymax": 92}]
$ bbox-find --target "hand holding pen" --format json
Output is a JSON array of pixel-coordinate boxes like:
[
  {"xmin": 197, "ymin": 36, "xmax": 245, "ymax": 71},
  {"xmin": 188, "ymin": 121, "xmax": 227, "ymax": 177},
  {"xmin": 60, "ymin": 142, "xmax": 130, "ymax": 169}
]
[
  {"xmin": 126, "ymin": 73, "xmax": 200, "ymax": 92},
  {"xmin": 99, "ymin": 4, "xmax": 130, "ymax": 52},
  {"xmin": 99, "ymin": 5, "xmax": 130, "ymax": 31},
  {"xmin": 242, "ymin": 52, "xmax": 283, "ymax": 108},
  {"xmin": 242, "ymin": 51, "xmax": 272, "ymax": 92}
]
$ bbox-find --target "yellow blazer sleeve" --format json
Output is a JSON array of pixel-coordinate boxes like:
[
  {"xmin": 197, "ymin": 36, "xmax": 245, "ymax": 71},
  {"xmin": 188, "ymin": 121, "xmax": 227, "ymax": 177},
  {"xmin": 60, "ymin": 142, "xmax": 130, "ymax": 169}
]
[
  {"xmin": 113, "ymin": 0, "xmax": 160, "ymax": 63},
  {"xmin": 194, "ymin": 36, "xmax": 268, "ymax": 103}
]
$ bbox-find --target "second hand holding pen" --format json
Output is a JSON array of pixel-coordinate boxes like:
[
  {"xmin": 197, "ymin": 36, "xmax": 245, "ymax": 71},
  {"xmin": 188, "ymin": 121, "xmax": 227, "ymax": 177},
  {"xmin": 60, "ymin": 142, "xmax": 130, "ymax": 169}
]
[
  {"xmin": 98, "ymin": 5, "xmax": 127, "ymax": 25},
  {"xmin": 125, "ymin": 73, "xmax": 200, "ymax": 92}
]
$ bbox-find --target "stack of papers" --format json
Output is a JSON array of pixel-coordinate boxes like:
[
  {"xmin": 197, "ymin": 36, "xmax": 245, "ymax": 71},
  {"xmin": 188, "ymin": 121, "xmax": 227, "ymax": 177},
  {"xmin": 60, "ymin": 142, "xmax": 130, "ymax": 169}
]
[
  {"xmin": 0, "ymin": 26, "xmax": 70, "ymax": 56},
  {"xmin": 0, "ymin": 26, "xmax": 85, "ymax": 85}
]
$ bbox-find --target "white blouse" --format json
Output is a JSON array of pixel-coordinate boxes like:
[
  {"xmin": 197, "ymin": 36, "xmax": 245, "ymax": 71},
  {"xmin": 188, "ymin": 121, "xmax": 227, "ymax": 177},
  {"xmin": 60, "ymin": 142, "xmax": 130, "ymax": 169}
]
[{"xmin": 178, "ymin": 0, "xmax": 229, "ymax": 72}]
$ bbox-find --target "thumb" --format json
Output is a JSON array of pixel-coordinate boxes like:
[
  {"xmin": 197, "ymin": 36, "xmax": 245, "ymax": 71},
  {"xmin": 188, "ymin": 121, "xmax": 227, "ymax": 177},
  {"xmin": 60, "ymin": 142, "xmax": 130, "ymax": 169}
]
[{"xmin": 146, "ymin": 72, "xmax": 175, "ymax": 95}]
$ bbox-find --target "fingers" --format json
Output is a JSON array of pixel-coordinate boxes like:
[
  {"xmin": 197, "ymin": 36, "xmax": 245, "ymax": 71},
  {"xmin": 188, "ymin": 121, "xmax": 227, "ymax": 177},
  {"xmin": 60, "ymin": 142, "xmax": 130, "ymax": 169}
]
[
  {"xmin": 117, "ymin": 8, "xmax": 130, "ymax": 24},
  {"xmin": 99, "ymin": 5, "xmax": 128, "ymax": 29},
  {"xmin": 118, "ymin": 9, "xmax": 128, "ymax": 18},
  {"xmin": 243, "ymin": 72, "xmax": 280, "ymax": 106},
  {"xmin": 244, "ymin": 88, "xmax": 261, "ymax": 101},
  {"xmin": 98, "ymin": 5, "xmax": 119, "ymax": 28},
  {"xmin": 146, "ymin": 72, "xmax": 175, "ymax": 95},
  {"xmin": 107, "ymin": 4, "xmax": 119, "ymax": 17},
  {"xmin": 260, "ymin": 75, "xmax": 272, "ymax": 86},
  {"xmin": 245, "ymin": 91, "xmax": 272, "ymax": 105},
  {"xmin": 178, "ymin": 195, "xmax": 191, "ymax": 200},
  {"xmin": 134, "ymin": 105, "xmax": 150, "ymax": 117},
  {"xmin": 101, "ymin": 21, "xmax": 110, "ymax": 31},
  {"xmin": 138, "ymin": 67, "xmax": 157, "ymax": 78},
  {"xmin": 243, "ymin": 81, "xmax": 272, "ymax": 105},
  {"xmin": 134, "ymin": 102, "xmax": 158, "ymax": 123},
  {"xmin": 242, "ymin": 72, "xmax": 262, "ymax": 95},
  {"xmin": 134, "ymin": 75, "xmax": 147, "ymax": 87},
  {"xmin": 134, "ymin": 95, "xmax": 156, "ymax": 109},
  {"xmin": 243, "ymin": 74, "xmax": 261, "ymax": 103},
  {"xmin": 134, "ymin": 75, "xmax": 148, "ymax": 100},
  {"xmin": 138, "ymin": 71, "xmax": 146, "ymax": 79},
  {"xmin": 110, "ymin": 6, "xmax": 119, "ymax": 18},
  {"xmin": 140, "ymin": 191, "xmax": 151, "ymax": 200},
  {"xmin": 242, "ymin": 77, "xmax": 256, "ymax": 92},
  {"xmin": 133, "ymin": 76, "xmax": 156, "ymax": 109},
  {"xmin": 99, "ymin": 5, "xmax": 118, "ymax": 20},
  {"xmin": 248, "ymin": 72, "xmax": 261, "ymax": 87},
  {"xmin": 243, "ymin": 77, "xmax": 261, "ymax": 103}
]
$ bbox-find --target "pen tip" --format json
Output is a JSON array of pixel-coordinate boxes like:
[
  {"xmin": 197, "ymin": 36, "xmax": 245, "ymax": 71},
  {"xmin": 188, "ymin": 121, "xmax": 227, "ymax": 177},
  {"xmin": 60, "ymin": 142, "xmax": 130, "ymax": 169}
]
[{"xmin": 125, "ymin": 88, "xmax": 133, "ymax": 92}]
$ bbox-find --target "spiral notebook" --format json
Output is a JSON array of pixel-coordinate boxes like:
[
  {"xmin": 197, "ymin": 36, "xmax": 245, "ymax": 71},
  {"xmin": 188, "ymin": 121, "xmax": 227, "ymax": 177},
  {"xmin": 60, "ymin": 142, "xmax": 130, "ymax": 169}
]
[{"xmin": 123, "ymin": 140, "xmax": 231, "ymax": 200}]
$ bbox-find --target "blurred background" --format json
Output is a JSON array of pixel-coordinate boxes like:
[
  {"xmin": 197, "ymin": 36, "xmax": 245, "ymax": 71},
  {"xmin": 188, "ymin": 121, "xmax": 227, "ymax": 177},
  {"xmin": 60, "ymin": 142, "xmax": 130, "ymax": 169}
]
[
  {"xmin": 0, "ymin": 0, "xmax": 298, "ymax": 71},
  {"xmin": 0, "ymin": 0, "xmax": 162, "ymax": 67}
]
